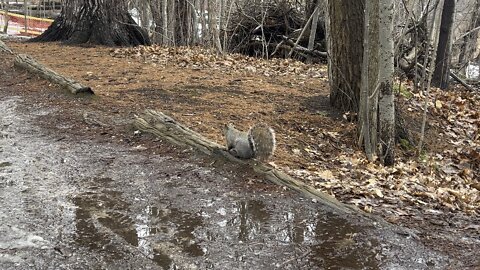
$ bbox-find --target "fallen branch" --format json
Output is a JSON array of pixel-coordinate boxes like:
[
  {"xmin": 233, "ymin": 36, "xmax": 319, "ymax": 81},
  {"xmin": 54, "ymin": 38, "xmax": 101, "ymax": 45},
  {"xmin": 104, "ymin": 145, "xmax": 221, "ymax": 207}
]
[
  {"xmin": 449, "ymin": 70, "xmax": 476, "ymax": 92},
  {"xmin": 134, "ymin": 109, "xmax": 360, "ymax": 215},
  {"xmin": 14, "ymin": 54, "xmax": 94, "ymax": 95},
  {"xmin": 0, "ymin": 39, "xmax": 13, "ymax": 54},
  {"xmin": 281, "ymin": 35, "xmax": 327, "ymax": 58}
]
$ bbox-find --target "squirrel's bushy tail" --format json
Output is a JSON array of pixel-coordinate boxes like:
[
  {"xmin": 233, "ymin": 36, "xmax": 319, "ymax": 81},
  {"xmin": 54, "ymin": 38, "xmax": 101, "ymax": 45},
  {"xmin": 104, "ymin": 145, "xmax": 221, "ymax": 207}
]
[{"xmin": 249, "ymin": 123, "xmax": 276, "ymax": 161}]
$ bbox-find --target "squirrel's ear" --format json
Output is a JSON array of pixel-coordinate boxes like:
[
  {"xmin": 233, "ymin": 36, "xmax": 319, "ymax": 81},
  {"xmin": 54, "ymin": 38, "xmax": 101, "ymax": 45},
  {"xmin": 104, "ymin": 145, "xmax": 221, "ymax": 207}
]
[{"xmin": 223, "ymin": 123, "xmax": 230, "ymax": 133}]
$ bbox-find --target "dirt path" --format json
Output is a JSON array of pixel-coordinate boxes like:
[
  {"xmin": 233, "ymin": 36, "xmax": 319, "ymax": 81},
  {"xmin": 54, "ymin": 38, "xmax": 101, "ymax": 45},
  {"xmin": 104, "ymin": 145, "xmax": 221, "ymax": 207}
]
[{"xmin": 0, "ymin": 49, "xmax": 460, "ymax": 269}]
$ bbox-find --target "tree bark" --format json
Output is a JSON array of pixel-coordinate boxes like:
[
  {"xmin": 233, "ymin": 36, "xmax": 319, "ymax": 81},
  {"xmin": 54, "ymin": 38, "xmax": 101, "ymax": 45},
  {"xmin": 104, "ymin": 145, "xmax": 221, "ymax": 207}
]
[
  {"xmin": 1, "ymin": 0, "xmax": 9, "ymax": 34},
  {"xmin": 307, "ymin": 1, "xmax": 321, "ymax": 51},
  {"xmin": 327, "ymin": 0, "xmax": 364, "ymax": 112},
  {"xmin": 378, "ymin": 0, "xmax": 395, "ymax": 166},
  {"xmin": 418, "ymin": 0, "xmax": 444, "ymax": 154},
  {"xmin": 432, "ymin": 0, "xmax": 455, "ymax": 89},
  {"xmin": 31, "ymin": 0, "xmax": 150, "ymax": 46},
  {"xmin": 161, "ymin": 0, "xmax": 168, "ymax": 44},
  {"xmin": 458, "ymin": 0, "xmax": 480, "ymax": 75},
  {"xmin": 358, "ymin": 0, "xmax": 379, "ymax": 161}
]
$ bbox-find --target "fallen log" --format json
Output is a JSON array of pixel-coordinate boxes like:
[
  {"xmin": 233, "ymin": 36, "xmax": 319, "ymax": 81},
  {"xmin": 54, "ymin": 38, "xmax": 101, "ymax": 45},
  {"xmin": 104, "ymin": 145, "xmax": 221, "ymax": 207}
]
[
  {"xmin": 14, "ymin": 54, "xmax": 94, "ymax": 95},
  {"xmin": 0, "ymin": 39, "xmax": 13, "ymax": 54},
  {"xmin": 134, "ymin": 109, "xmax": 359, "ymax": 215}
]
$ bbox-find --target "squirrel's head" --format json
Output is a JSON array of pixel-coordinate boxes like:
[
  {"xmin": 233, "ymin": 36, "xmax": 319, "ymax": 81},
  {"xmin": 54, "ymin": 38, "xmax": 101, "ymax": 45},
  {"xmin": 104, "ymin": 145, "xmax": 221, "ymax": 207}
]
[{"xmin": 223, "ymin": 123, "xmax": 236, "ymax": 135}]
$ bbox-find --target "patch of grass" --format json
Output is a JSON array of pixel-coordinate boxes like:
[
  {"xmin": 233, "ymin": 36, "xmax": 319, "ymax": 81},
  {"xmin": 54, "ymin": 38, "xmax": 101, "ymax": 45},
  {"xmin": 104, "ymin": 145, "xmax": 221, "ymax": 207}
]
[
  {"xmin": 399, "ymin": 138, "xmax": 414, "ymax": 151},
  {"xmin": 0, "ymin": 161, "xmax": 12, "ymax": 168}
]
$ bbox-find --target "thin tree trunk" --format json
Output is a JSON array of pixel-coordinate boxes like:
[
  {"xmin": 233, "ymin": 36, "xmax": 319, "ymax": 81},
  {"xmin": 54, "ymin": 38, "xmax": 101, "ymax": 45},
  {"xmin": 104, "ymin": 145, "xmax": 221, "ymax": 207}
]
[
  {"xmin": 432, "ymin": 0, "xmax": 455, "ymax": 89},
  {"xmin": 200, "ymin": 0, "xmax": 207, "ymax": 45},
  {"xmin": 458, "ymin": 0, "xmax": 480, "ymax": 75},
  {"xmin": 162, "ymin": 0, "xmax": 168, "ymax": 45},
  {"xmin": 358, "ymin": 0, "xmax": 373, "ymax": 160},
  {"xmin": 207, "ymin": 0, "xmax": 214, "ymax": 47},
  {"xmin": 223, "ymin": 0, "xmax": 234, "ymax": 51},
  {"xmin": 378, "ymin": 0, "xmax": 395, "ymax": 166},
  {"xmin": 1, "ymin": 0, "xmax": 9, "ymax": 33},
  {"xmin": 24, "ymin": 0, "xmax": 27, "ymax": 34},
  {"xmin": 209, "ymin": 0, "xmax": 222, "ymax": 53},
  {"xmin": 149, "ymin": 0, "xmax": 161, "ymax": 43},
  {"xmin": 358, "ymin": 0, "xmax": 379, "ymax": 161},
  {"xmin": 418, "ymin": 0, "xmax": 443, "ymax": 154},
  {"xmin": 307, "ymin": 0, "xmax": 320, "ymax": 51}
]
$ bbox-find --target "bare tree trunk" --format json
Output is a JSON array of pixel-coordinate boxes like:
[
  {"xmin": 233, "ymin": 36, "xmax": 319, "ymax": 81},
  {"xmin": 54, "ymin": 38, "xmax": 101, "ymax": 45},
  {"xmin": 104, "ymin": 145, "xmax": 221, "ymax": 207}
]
[
  {"xmin": 418, "ymin": 0, "xmax": 444, "ymax": 154},
  {"xmin": 169, "ymin": 0, "xmax": 176, "ymax": 46},
  {"xmin": 24, "ymin": 0, "xmax": 27, "ymax": 34},
  {"xmin": 162, "ymin": 0, "xmax": 168, "ymax": 45},
  {"xmin": 432, "ymin": 0, "xmax": 455, "ymax": 89},
  {"xmin": 458, "ymin": 0, "xmax": 480, "ymax": 75},
  {"xmin": 378, "ymin": 0, "xmax": 395, "ymax": 166},
  {"xmin": 1, "ymin": 0, "xmax": 9, "ymax": 33},
  {"xmin": 31, "ymin": 0, "xmax": 150, "ymax": 46},
  {"xmin": 200, "ymin": 0, "xmax": 207, "ymax": 45},
  {"xmin": 192, "ymin": 0, "xmax": 199, "ymax": 44},
  {"xmin": 223, "ymin": 0, "xmax": 234, "ymax": 51},
  {"xmin": 358, "ymin": 0, "xmax": 379, "ymax": 161},
  {"xmin": 327, "ymin": 0, "xmax": 364, "ymax": 112},
  {"xmin": 209, "ymin": 0, "xmax": 222, "ymax": 52},
  {"xmin": 307, "ymin": 0, "xmax": 320, "ymax": 51}
]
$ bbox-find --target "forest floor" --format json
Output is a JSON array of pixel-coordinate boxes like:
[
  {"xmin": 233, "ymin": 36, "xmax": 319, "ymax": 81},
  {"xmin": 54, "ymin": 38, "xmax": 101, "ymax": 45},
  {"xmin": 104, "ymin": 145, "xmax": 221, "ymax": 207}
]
[{"xmin": 2, "ymin": 39, "xmax": 480, "ymax": 267}]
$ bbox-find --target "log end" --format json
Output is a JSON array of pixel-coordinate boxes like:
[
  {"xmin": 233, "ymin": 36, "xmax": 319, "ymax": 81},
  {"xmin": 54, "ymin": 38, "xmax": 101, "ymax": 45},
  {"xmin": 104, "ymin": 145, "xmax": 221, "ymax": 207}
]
[{"xmin": 75, "ymin": 86, "xmax": 95, "ymax": 95}]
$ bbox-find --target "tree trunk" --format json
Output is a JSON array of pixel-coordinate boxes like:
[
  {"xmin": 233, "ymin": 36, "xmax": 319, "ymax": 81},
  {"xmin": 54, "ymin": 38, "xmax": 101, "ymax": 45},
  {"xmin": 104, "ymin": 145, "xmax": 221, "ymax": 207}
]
[
  {"xmin": 1, "ymin": 0, "xmax": 9, "ymax": 34},
  {"xmin": 168, "ymin": 0, "xmax": 176, "ymax": 46},
  {"xmin": 432, "ymin": 0, "xmax": 455, "ymax": 89},
  {"xmin": 192, "ymin": 0, "xmax": 199, "ymax": 44},
  {"xmin": 31, "ymin": 0, "xmax": 150, "ymax": 46},
  {"xmin": 327, "ymin": 0, "xmax": 364, "ymax": 112},
  {"xmin": 307, "ymin": 0, "xmax": 320, "ymax": 51},
  {"xmin": 418, "ymin": 0, "xmax": 444, "ymax": 154},
  {"xmin": 358, "ymin": 0, "xmax": 379, "ymax": 161},
  {"xmin": 378, "ymin": 0, "xmax": 395, "ymax": 166},
  {"xmin": 200, "ymin": 0, "xmax": 208, "ymax": 45},
  {"xmin": 458, "ymin": 0, "xmax": 480, "ymax": 75},
  {"xmin": 162, "ymin": 0, "xmax": 168, "ymax": 45}
]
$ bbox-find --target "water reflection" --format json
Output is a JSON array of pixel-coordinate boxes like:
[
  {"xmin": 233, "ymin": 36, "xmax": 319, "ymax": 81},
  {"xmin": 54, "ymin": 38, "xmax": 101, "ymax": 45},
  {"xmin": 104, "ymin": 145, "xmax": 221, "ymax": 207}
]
[
  {"xmin": 228, "ymin": 199, "xmax": 379, "ymax": 269},
  {"xmin": 72, "ymin": 178, "xmax": 379, "ymax": 269},
  {"xmin": 72, "ymin": 179, "xmax": 204, "ymax": 269}
]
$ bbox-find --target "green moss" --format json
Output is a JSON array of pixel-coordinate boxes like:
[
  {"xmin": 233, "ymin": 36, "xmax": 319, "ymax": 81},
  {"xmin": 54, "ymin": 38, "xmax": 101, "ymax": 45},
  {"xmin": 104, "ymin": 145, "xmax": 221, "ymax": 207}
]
[
  {"xmin": 394, "ymin": 83, "xmax": 413, "ymax": 99},
  {"xmin": 399, "ymin": 138, "xmax": 413, "ymax": 150}
]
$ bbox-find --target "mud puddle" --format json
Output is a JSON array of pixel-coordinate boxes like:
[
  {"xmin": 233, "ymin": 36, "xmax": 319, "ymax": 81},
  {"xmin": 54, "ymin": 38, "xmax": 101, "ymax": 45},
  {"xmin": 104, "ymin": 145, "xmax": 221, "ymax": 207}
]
[{"xmin": 0, "ymin": 96, "xmax": 450, "ymax": 269}]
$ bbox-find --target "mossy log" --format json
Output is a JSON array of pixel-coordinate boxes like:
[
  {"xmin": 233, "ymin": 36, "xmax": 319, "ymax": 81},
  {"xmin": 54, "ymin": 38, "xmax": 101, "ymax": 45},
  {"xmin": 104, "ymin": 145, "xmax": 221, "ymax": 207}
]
[
  {"xmin": 14, "ymin": 54, "xmax": 94, "ymax": 95},
  {"xmin": 134, "ymin": 109, "xmax": 358, "ymax": 214},
  {"xmin": 0, "ymin": 39, "xmax": 13, "ymax": 54}
]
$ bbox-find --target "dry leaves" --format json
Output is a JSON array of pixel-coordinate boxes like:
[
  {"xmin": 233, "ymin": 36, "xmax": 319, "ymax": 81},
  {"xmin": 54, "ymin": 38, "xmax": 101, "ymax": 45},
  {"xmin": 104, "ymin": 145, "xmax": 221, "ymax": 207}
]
[
  {"xmin": 291, "ymin": 86, "xmax": 479, "ymax": 217},
  {"xmin": 110, "ymin": 45, "xmax": 327, "ymax": 80}
]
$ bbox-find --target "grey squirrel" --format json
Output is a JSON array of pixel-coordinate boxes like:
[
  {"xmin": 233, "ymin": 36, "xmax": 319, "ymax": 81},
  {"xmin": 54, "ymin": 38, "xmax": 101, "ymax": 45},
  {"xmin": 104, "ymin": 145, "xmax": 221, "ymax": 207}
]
[{"xmin": 223, "ymin": 123, "xmax": 276, "ymax": 161}]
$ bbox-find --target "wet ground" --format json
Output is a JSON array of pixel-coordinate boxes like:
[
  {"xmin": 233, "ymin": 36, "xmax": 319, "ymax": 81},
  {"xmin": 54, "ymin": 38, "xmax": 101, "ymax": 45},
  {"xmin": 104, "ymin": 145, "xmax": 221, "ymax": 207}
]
[
  {"xmin": 1, "ymin": 84, "xmax": 460, "ymax": 269},
  {"xmin": 2, "ymin": 40, "xmax": 479, "ymax": 268}
]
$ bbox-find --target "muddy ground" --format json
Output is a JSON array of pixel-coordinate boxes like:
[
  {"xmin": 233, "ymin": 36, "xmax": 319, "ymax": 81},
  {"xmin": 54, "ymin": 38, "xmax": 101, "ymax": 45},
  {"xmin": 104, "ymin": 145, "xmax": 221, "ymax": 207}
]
[{"xmin": 0, "ymin": 41, "xmax": 478, "ymax": 269}]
